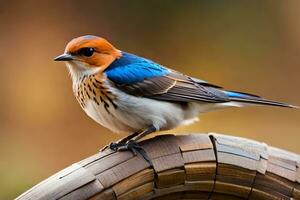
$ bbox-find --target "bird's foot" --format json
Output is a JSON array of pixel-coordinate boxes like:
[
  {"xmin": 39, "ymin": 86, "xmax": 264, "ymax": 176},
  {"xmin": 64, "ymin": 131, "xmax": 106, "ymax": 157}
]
[
  {"xmin": 118, "ymin": 140, "xmax": 152, "ymax": 165},
  {"xmin": 100, "ymin": 131, "xmax": 142, "ymax": 152},
  {"xmin": 100, "ymin": 141, "xmax": 125, "ymax": 152}
]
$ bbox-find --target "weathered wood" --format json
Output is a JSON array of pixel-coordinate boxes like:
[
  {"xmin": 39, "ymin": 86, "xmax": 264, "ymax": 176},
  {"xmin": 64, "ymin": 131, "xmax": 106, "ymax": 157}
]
[{"xmin": 16, "ymin": 133, "xmax": 300, "ymax": 200}]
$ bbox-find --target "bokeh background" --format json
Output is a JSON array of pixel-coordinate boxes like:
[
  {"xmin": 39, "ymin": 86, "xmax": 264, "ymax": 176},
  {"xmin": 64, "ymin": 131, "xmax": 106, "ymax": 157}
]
[{"xmin": 1, "ymin": 0, "xmax": 300, "ymax": 199}]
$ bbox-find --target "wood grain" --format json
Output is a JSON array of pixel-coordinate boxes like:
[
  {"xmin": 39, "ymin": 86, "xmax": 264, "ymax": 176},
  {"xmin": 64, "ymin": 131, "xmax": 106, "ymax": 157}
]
[{"xmin": 16, "ymin": 133, "xmax": 300, "ymax": 200}]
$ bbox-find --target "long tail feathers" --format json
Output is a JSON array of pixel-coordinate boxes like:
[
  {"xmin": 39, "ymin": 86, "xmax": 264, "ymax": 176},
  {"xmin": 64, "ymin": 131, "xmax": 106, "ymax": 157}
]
[{"xmin": 224, "ymin": 91, "xmax": 299, "ymax": 109}]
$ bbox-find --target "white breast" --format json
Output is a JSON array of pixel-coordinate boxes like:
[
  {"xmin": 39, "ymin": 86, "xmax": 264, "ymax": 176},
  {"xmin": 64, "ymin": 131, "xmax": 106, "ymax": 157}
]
[
  {"xmin": 83, "ymin": 99, "xmax": 132, "ymax": 133},
  {"xmin": 82, "ymin": 86, "xmax": 202, "ymax": 134}
]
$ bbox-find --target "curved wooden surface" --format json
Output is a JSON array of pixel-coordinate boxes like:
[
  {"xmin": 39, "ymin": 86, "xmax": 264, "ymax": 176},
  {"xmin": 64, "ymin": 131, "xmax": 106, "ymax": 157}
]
[{"xmin": 16, "ymin": 133, "xmax": 300, "ymax": 200}]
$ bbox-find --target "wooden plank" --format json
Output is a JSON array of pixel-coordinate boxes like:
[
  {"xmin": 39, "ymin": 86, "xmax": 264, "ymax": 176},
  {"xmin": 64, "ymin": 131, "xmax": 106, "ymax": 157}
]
[
  {"xmin": 216, "ymin": 175, "xmax": 253, "ymax": 188},
  {"xmin": 218, "ymin": 164, "xmax": 256, "ymax": 179},
  {"xmin": 60, "ymin": 180, "xmax": 103, "ymax": 200},
  {"xmin": 156, "ymin": 168, "xmax": 185, "ymax": 188},
  {"xmin": 214, "ymin": 181, "xmax": 251, "ymax": 198},
  {"xmin": 267, "ymin": 147, "xmax": 299, "ymax": 182},
  {"xmin": 211, "ymin": 133, "xmax": 269, "ymax": 174},
  {"xmin": 177, "ymin": 134, "xmax": 213, "ymax": 151},
  {"xmin": 48, "ymin": 166, "xmax": 96, "ymax": 199},
  {"xmin": 185, "ymin": 162, "xmax": 216, "ymax": 181},
  {"xmin": 268, "ymin": 156, "xmax": 296, "ymax": 171},
  {"xmin": 182, "ymin": 149, "xmax": 215, "ymax": 164},
  {"xmin": 249, "ymin": 188, "xmax": 290, "ymax": 200},
  {"xmin": 216, "ymin": 163, "xmax": 256, "ymax": 187},
  {"xmin": 293, "ymin": 184, "xmax": 300, "ymax": 199},
  {"xmin": 210, "ymin": 133, "xmax": 268, "ymax": 160},
  {"xmin": 267, "ymin": 162, "xmax": 296, "ymax": 182},
  {"xmin": 141, "ymin": 135, "xmax": 180, "ymax": 159},
  {"xmin": 252, "ymin": 173, "xmax": 294, "ymax": 198},
  {"xmin": 152, "ymin": 185, "xmax": 186, "ymax": 198},
  {"xmin": 85, "ymin": 151, "xmax": 134, "ymax": 175},
  {"xmin": 217, "ymin": 152, "xmax": 258, "ymax": 170},
  {"xmin": 151, "ymin": 182, "xmax": 213, "ymax": 199},
  {"xmin": 18, "ymin": 164, "xmax": 96, "ymax": 200},
  {"xmin": 152, "ymin": 153, "xmax": 184, "ymax": 172},
  {"xmin": 17, "ymin": 164, "xmax": 82, "ymax": 199},
  {"xmin": 90, "ymin": 188, "xmax": 116, "ymax": 200},
  {"xmin": 96, "ymin": 154, "xmax": 150, "ymax": 188},
  {"xmin": 268, "ymin": 147, "xmax": 298, "ymax": 170},
  {"xmin": 117, "ymin": 182, "xmax": 154, "ymax": 200},
  {"xmin": 113, "ymin": 169, "xmax": 154, "ymax": 197},
  {"xmin": 184, "ymin": 180, "xmax": 214, "ymax": 192}
]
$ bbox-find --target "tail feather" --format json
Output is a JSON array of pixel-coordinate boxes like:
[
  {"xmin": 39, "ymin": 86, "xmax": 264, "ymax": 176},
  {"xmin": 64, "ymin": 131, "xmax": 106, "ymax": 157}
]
[{"xmin": 224, "ymin": 91, "xmax": 298, "ymax": 109}]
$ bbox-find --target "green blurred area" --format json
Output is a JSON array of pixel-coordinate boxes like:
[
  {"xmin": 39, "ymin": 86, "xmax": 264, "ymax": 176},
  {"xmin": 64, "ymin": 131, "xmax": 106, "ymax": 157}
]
[{"xmin": 0, "ymin": 0, "xmax": 300, "ymax": 199}]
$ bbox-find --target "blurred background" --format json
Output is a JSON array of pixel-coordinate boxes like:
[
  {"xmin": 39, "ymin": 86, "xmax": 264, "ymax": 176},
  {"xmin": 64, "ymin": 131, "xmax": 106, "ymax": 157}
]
[{"xmin": 1, "ymin": 0, "xmax": 300, "ymax": 199}]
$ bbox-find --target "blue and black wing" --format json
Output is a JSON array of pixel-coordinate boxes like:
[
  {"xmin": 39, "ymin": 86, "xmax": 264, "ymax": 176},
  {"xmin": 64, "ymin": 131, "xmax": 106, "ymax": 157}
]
[
  {"xmin": 105, "ymin": 52, "xmax": 229, "ymax": 103},
  {"xmin": 105, "ymin": 52, "xmax": 296, "ymax": 108},
  {"xmin": 115, "ymin": 71, "xmax": 230, "ymax": 103}
]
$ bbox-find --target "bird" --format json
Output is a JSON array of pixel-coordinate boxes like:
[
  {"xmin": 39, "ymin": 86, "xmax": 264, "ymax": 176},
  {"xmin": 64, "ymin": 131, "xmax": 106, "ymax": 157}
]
[{"xmin": 54, "ymin": 35, "xmax": 297, "ymax": 158}]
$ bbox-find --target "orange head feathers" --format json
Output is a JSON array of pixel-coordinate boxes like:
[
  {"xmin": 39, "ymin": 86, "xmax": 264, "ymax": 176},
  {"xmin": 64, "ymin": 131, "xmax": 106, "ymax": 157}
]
[{"xmin": 54, "ymin": 35, "xmax": 121, "ymax": 69}]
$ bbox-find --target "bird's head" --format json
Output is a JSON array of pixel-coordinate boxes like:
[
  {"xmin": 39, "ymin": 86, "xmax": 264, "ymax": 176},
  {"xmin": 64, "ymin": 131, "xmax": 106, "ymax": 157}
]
[{"xmin": 54, "ymin": 35, "xmax": 121, "ymax": 80}]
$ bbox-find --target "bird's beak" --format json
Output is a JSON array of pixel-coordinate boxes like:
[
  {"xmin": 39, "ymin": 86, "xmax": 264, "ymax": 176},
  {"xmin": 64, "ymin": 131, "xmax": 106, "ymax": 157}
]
[{"xmin": 54, "ymin": 53, "xmax": 74, "ymax": 61}]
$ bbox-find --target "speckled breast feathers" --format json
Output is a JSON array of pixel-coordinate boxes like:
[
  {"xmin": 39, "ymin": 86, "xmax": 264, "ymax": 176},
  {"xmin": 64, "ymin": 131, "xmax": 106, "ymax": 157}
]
[{"xmin": 74, "ymin": 74, "xmax": 117, "ymax": 114}]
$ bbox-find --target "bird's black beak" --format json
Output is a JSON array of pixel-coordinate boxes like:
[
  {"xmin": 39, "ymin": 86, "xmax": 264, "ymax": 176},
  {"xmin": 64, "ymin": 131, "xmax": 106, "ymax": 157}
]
[{"xmin": 54, "ymin": 53, "xmax": 74, "ymax": 61}]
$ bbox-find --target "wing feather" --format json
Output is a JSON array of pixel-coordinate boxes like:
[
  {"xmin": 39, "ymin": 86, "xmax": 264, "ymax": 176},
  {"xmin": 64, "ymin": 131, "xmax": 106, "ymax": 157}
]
[
  {"xmin": 105, "ymin": 52, "xmax": 296, "ymax": 108},
  {"xmin": 112, "ymin": 70, "xmax": 230, "ymax": 103}
]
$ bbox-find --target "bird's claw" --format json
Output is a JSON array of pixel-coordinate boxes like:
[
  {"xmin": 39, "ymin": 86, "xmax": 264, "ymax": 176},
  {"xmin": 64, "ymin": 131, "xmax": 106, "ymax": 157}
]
[
  {"xmin": 118, "ymin": 140, "xmax": 152, "ymax": 165},
  {"xmin": 118, "ymin": 140, "xmax": 140, "ymax": 153},
  {"xmin": 100, "ymin": 141, "xmax": 122, "ymax": 152},
  {"xmin": 108, "ymin": 142, "xmax": 119, "ymax": 151},
  {"xmin": 101, "ymin": 140, "xmax": 152, "ymax": 165}
]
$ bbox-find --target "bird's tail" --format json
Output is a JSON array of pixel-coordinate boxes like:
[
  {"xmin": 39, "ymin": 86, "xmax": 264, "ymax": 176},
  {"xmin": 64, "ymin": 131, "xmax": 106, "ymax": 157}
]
[{"xmin": 224, "ymin": 91, "xmax": 299, "ymax": 109}]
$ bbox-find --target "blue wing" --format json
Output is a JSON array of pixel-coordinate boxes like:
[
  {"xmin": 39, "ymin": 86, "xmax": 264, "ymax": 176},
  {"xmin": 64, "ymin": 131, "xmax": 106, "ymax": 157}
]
[
  {"xmin": 104, "ymin": 52, "xmax": 169, "ymax": 84},
  {"xmin": 105, "ymin": 53, "xmax": 229, "ymax": 102},
  {"xmin": 104, "ymin": 52, "xmax": 295, "ymax": 108}
]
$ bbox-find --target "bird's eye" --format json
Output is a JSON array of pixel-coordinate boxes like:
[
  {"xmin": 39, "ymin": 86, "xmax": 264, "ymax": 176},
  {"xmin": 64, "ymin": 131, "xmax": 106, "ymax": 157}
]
[{"xmin": 78, "ymin": 47, "xmax": 95, "ymax": 57}]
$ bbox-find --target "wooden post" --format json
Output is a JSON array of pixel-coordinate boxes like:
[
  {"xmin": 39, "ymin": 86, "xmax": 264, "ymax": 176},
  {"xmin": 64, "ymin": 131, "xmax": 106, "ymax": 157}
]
[{"xmin": 16, "ymin": 133, "xmax": 300, "ymax": 200}]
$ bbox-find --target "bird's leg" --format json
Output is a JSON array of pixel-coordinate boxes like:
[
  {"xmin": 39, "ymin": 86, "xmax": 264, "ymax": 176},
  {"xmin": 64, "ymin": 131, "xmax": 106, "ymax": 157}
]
[
  {"xmin": 100, "ymin": 131, "xmax": 141, "ymax": 152},
  {"xmin": 130, "ymin": 125, "xmax": 157, "ymax": 142},
  {"xmin": 107, "ymin": 132, "xmax": 140, "ymax": 151},
  {"xmin": 118, "ymin": 125, "xmax": 157, "ymax": 163}
]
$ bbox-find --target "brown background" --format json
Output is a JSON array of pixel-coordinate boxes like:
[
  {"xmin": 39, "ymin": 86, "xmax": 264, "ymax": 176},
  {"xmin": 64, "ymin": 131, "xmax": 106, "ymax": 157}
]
[{"xmin": 0, "ymin": 1, "xmax": 299, "ymax": 199}]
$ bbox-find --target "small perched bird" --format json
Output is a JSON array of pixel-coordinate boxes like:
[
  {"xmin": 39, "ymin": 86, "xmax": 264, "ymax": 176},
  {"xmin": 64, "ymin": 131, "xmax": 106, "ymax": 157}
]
[{"xmin": 54, "ymin": 35, "xmax": 297, "ymax": 155}]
